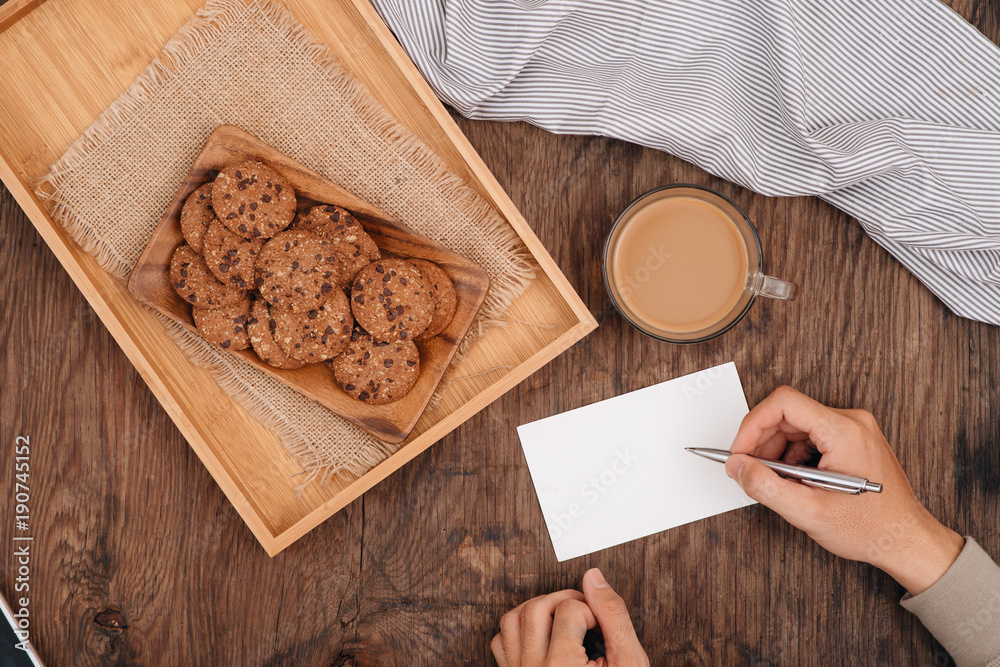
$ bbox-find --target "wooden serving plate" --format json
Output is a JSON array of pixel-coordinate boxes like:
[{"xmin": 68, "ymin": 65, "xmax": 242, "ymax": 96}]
[{"xmin": 128, "ymin": 125, "xmax": 489, "ymax": 444}]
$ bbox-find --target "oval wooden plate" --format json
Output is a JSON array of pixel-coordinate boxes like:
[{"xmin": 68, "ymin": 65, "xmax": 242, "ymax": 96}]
[{"xmin": 128, "ymin": 125, "xmax": 489, "ymax": 444}]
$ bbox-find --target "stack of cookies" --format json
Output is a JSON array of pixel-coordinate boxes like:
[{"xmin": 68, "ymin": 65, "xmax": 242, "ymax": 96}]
[{"xmin": 169, "ymin": 159, "xmax": 457, "ymax": 405}]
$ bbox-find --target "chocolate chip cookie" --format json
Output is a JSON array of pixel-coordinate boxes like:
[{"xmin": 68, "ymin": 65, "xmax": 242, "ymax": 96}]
[
  {"xmin": 248, "ymin": 298, "xmax": 306, "ymax": 370},
  {"xmin": 272, "ymin": 290, "xmax": 353, "ymax": 362},
  {"xmin": 192, "ymin": 296, "xmax": 254, "ymax": 350},
  {"xmin": 254, "ymin": 230, "xmax": 342, "ymax": 312},
  {"xmin": 293, "ymin": 205, "xmax": 380, "ymax": 288},
  {"xmin": 202, "ymin": 220, "xmax": 263, "ymax": 290},
  {"xmin": 170, "ymin": 244, "xmax": 245, "ymax": 308},
  {"xmin": 212, "ymin": 160, "xmax": 295, "ymax": 239},
  {"xmin": 350, "ymin": 259, "xmax": 433, "ymax": 342},
  {"xmin": 179, "ymin": 182, "xmax": 215, "ymax": 254},
  {"xmin": 409, "ymin": 259, "xmax": 458, "ymax": 341},
  {"xmin": 329, "ymin": 328, "xmax": 420, "ymax": 404}
]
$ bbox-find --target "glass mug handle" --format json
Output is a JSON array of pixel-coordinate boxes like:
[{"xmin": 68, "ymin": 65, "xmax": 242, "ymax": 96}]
[{"xmin": 756, "ymin": 274, "xmax": 798, "ymax": 301}]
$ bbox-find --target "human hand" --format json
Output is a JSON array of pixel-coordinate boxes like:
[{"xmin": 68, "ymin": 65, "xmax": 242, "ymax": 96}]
[
  {"xmin": 726, "ymin": 386, "xmax": 964, "ymax": 596},
  {"xmin": 491, "ymin": 568, "xmax": 649, "ymax": 666}
]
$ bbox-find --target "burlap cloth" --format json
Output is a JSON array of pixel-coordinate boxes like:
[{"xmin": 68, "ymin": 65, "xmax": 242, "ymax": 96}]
[{"xmin": 35, "ymin": 0, "xmax": 534, "ymax": 485}]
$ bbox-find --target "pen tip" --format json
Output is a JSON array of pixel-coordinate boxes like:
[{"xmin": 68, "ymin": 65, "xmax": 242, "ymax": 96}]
[{"xmin": 684, "ymin": 447, "xmax": 694, "ymax": 451}]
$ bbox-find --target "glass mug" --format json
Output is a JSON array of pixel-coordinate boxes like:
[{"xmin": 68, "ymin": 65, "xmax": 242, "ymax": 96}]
[{"xmin": 602, "ymin": 184, "xmax": 797, "ymax": 343}]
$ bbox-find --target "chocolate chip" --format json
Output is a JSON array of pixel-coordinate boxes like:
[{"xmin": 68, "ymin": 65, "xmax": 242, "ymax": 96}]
[
  {"xmin": 250, "ymin": 202, "xmax": 258, "ymax": 210},
  {"xmin": 238, "ymin": 204, "xmax": 245, "ymax": 214},
  {"xmin": 345, "ymin": 383, "xmax": 356, "ymax": 391},
  {"xmin": 332, "ymin": 210, "xmax": 341, "ymax": 221},
  {"xmin": 321, "ymin": 334, "xmax": 329, "ymax": 344},
  {"xmin": 350, "ymin": 330, "xmax": 361, "ymax": 341},
  {"xmin": 221, "ymin": 340, "xmax": 231, "ymax": 348},
  {"xmin": 180, "ymin": 268, "xmax": 188, "ymax": 278},
  {"xmin": 384, "ymin": 359, "xmax": 393, "ymax": 368},
  {"xmin": 386, "ymin": 311, "xmax": 396, "ymax": 321},
  {"xmin": 261, "ymin": 193, "xmax": 272, "ymax": 203},
  {"xmin": 252, "ymin": 228, "xmax": 262, "ymax": 238},
  {"xmin": 354, "ymin": 281, "xmax": 363, "ymax": 291},
  {"xmin": 382, "ymin": 274, "xmax": 392, "ymax": 282},
  {"xmin": 378, "ymin": 294, "xmax": 384, "ymax": 303},
  {"xmin": 176, "ymin": 279, "xmax": 186, "ymax": 289},
  {"xmin": 248, "ymin": 214, "xmax": 256, "ymax": 221},
  {"xmin": 406, "ymin": 360, "xmax": 416, "ymax": 367},
  {"xmin": 291, "ymin": 261, "xmax": 299, "ymax": 269},
  {"xmin": 399, "ymin": 278, "xmax": 408, "ymax": 286},
  {"xmin": 235, "ymin": 170, "xmax": 243, "ymax": 179},
  {"xmin": 219, "ymin": 262, "xmax": 231, "ymax": 273},
  {"xmin": 363, "ymin": 351, "xmax": 371, "ymax": 360},
  {"xmin": 354, "ymin": 295, "xmax": 364, "ymax": 304},
  {"xmin": 307, "ymin": 309, "xmax": 318, "ymax": 320},
  {"xmin": 187, "ymin": 294, "xmax": 197, "ymax": 303},
  {"xmin": 325, "ymin": 326, "xmax": 334, "ymax": 335},
  {"xmin": 358, "ymin": 390, "xmax": 370, "ymax": 400},
  {"xmin": 324, "ymin": 205, "xmax": 336, "ymax": 213},
  {"xmin": 395, "ymin": 305, "xmax": 406, "ymax": 314},
  {"xmin": 275, "ymin": 184, "xmax": 282, "ymax": 194},
  {"xmin": 376, "ymin": 265, "xmax": 384, "ymax": 273},
  {"xmin": 383, "ymin": 288, "xmax": 392, "ymax": 296},
  {"xmin": 321, "ymin": 283, "xmax": 333, "ymax": 294},
  {"xmin": 400, "ymin": 331, "xmax": 408, "ymax": 340},
  {"xmin": 226, "ymin": 213, "xmax": 237, "ymax": 220},
  {"xmin": 255, "ymin": 277, "xmax": 265, "ymax": 288},
  {"xmin": 238, "ymin": 224, "xmax": 247, "ymax": 233}
]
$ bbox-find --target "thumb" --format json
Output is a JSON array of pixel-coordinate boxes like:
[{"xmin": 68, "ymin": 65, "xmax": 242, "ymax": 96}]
[
  {"xmin": 582, "ymin": 569, "xmax": 646, "ymax": 663},
  {"xmin": 725, "ymin": 454, "xmax": 817, "ymax": 525}
]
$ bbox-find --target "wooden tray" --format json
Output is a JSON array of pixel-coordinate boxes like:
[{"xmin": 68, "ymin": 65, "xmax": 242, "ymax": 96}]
[
  {"xmin": 128, "ymin": 125, "xmax": 490, "ymax": 444},
  {"xmin": 0, "ymin": 0, "xmax": 597, "ymax": 555}
]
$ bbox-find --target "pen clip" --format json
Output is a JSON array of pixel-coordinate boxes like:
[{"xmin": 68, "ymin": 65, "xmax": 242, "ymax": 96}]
[{"xmin": 800, "ymin": 478, "xmax": 862, "ymax": 495}]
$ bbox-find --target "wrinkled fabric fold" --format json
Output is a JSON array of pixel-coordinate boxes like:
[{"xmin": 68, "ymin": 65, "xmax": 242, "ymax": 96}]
[{"xmin": 374, "ymin": 0, "xmax": 1000, "ymax": 323}]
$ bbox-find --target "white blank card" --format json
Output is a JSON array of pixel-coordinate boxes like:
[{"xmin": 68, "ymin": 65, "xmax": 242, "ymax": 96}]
[{"xmin": 517, "ymin": 362, "xmax": 756, "ymax": 561}]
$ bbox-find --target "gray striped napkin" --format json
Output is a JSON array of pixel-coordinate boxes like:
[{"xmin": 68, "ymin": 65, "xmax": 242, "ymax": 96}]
[{"xmin": 372, "ymin": 0, "xmax": 1000, "ymax": 325}]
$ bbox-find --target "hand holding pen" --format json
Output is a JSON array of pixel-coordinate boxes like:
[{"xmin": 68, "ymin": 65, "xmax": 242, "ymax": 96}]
[{"xmin": 723, "ymin": 386, "xmax": 964, "ymax": 596}]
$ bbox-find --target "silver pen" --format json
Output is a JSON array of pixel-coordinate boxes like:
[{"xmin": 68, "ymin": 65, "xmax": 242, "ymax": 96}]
[{"xmin": 685, "ymin": 447, "xmax": 883, "ymax": 494}]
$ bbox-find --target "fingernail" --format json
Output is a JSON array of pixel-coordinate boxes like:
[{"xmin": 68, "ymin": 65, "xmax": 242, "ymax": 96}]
[
  {"xmin": 588, "ymin": 568, "xmax": 608, "ymax": 588},
  {"xmin": 725, "ymin": 455, "xmax": 743, "ymax": 481}
]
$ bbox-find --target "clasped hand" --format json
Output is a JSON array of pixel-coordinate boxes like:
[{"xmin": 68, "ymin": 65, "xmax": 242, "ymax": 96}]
[{"xmin": 491, "ymin": 569, "xmax": 649, "ymax": 667}]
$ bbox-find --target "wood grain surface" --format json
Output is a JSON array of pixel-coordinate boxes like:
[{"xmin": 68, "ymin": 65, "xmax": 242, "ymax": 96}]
[{"xmin": 3, "ymin": 1, "xmax": 1000, "ymax": 665}]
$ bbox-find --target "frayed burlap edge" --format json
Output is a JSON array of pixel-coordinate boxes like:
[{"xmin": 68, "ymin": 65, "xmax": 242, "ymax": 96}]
[
  {"xmin": 156, "ymin": 313, "xmax": 397, "ymax": 489},
  {"xmin": 32, "ymin": 0, "xmax": 535, "ymax": 483}
]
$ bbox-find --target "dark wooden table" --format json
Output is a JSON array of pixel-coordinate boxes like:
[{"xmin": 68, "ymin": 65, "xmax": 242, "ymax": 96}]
[{"xmin": 3, "ymin": 4, "xmax": 1000, "ymax": 665}]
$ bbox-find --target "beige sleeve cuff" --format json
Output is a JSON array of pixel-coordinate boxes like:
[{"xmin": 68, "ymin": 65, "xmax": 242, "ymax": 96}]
[{"xmin": 900, "ymin": 538, "xmax": 1000, "ymax": 667}]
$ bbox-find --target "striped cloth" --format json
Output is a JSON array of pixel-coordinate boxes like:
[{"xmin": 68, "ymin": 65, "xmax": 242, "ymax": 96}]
[{"xmin": 371, "ymin": 0, "xmax": 1000, "ymax": 325}]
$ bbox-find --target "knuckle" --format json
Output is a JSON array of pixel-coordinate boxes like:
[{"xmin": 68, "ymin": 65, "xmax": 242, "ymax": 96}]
[
  {"xmin": 602, "ymin": 594, "xmax": 631, "ymax": 620},
  {"xmin": 741, "ymin": 468, "xmax": 768, "ymax": 499},
  {"xmin": 852, "ymin": 409, "xmax": 878, "ymax": 428},
  {"xmin": 555, "ymin": 598, "xmax": 582, "ymax": 616},
  {"xmin": 520, "ymin": 599, "xmax": 541, "ymax": 620},
  {"xmin": 772, "ymin": 385, "xmax": 798, "ymax": 401},
  {"xmin": 499, "ymin": 610, "xmax": 518, "ymax": 634}
]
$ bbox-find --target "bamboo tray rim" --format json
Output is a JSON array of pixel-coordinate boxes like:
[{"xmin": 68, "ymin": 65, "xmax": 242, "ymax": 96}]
[{"xmin": 0, "ymin": 0, "xmax": 598, "ymax": 556}]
